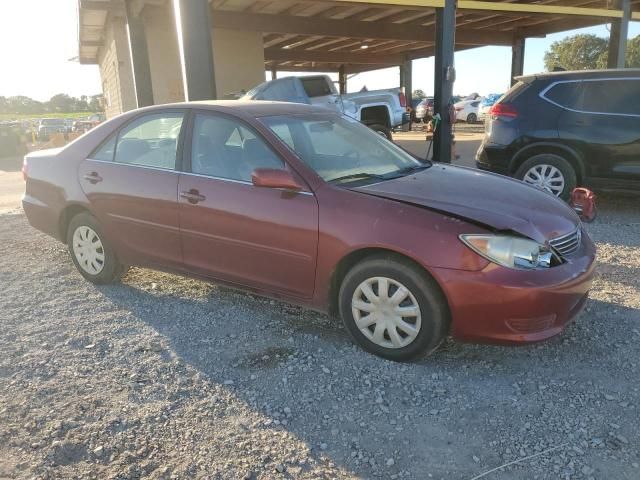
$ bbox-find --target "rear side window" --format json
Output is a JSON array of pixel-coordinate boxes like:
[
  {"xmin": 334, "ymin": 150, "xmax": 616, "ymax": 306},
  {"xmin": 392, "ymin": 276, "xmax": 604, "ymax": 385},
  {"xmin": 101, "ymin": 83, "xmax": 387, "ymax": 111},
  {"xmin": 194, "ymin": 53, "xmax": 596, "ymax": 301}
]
[
  {"xmin": 91, "ymin": 136, "xmax": 116, "ymax": 162},
  {"xmin": 575, "ymin": 79, "xmax": 640, "ymax": 115},
  {"xmin": 301, "ymin": 78, "xmax": 334, "ymax": 97},
  {"xmin": 114, "ymin": 113, "xmax": 184, "ymax": 170},
  {"xmin": 543, "ymin": 82, "xmax": 582, "ymax": 109}
]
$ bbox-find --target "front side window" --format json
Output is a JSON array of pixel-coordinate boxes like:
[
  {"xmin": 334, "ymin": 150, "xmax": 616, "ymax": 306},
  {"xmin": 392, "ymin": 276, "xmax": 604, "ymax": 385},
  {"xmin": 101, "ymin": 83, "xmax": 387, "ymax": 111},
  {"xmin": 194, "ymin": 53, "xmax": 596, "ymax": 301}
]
[
  {"xmin": 191, "ymin": 114, "xmax": 285, "ymax": 182},
  {"xmin": 114, "ymin": 113, "xmax": 184, "ymax": 170},
  {"xmin": 261, "ymin": 113, "xmax": 425, "ymax": 184}
]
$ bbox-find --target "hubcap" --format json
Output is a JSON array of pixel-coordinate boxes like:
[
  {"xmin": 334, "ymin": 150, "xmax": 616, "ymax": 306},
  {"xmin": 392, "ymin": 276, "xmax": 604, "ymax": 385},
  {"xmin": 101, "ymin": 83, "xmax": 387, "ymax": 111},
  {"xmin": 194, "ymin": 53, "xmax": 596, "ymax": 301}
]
[
  {"xmin": 72, "ymin": 226, "xmax": 105, "ymax": 275},
  {"xmin": 351, "ymin": 277, "xmax": 422, "ymax": 349},
  {"xmin": 522, "ymin": 164, "xmax": 565, "ymax": 196}
]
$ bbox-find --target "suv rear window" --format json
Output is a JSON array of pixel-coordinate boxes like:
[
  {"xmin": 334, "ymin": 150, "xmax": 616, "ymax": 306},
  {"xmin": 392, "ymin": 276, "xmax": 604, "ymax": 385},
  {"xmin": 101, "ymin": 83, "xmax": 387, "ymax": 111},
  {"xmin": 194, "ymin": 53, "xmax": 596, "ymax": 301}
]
[
  {"xmin": 500, "ymin": 81, "xmax": 529, "ymax": 103},
  {"xmin": 301, "ymin": 78, "xmax": 334, "ymax": 97},
  {"xmin": 543, "ymin": 82, "xmax": 581, "ymax": 109}
]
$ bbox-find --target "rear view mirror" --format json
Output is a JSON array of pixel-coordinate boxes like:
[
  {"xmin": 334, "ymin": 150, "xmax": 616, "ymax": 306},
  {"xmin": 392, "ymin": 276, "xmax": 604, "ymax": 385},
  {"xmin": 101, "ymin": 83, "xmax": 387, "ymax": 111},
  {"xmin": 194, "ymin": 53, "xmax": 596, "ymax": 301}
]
[{"xmin": 251, "ymin": 168, "xmax": 302, "ymax": 191}]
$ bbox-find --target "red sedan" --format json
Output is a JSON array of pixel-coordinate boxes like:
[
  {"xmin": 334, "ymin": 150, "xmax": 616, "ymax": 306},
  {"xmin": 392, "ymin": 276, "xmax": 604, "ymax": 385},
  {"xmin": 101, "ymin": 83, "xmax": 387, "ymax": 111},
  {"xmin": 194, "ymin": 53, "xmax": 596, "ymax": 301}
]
[{"xmin": 22, "ymin": 102, "xmax": 596, "ymax": 361}]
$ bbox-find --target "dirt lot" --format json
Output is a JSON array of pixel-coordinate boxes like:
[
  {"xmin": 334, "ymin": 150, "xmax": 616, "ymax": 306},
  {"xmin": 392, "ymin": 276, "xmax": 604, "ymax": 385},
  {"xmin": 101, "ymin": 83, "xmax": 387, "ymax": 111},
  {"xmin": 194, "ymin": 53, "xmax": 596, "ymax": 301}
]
[{"xmin": 1, "ymin": 142, "xmax": 639, "ymax": 479}]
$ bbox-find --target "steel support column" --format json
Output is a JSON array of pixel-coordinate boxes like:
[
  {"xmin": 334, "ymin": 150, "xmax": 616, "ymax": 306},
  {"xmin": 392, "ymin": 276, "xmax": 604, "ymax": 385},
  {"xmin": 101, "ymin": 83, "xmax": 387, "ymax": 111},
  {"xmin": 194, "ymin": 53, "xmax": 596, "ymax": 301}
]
[
  {"xmin": 401, "ymin": 59, "xmax": 413, "ymax": 110},
  {"xmin": 339, "ymin": 65, "xmax": 347, "ymax": 94},
  {"xmin": 608, "ymin": 0, "xmax": 631, "ymax": 68},
  {"xmin": 125, "ymin": 1, "xmax": 154, "ymax": 108},
  {"xmin": 271, "ymin": 68, "xmax": 277, "ymax": 80},
  {"xmin": 433, "ymin": 0, "xmax": 456, "ymax": 163},
  {"xmin": 511, "ymin": 37, "xmax": 525, "ymax": 85},
  {"xmin": 173, "ymin": 0, "xmax": 217, "ymax": 100}
]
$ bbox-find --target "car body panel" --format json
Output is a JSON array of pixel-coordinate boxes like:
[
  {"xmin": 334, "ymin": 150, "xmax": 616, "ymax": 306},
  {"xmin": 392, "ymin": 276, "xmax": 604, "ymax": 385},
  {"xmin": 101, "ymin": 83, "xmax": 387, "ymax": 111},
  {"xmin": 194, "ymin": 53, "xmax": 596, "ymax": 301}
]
[
  {"xmin": 177, "ymin": 173, "xmax": 319, "ymax": 298},
  {"xmin": 22, "ymin": 100, "xmax": 596, "ymax": 346}
]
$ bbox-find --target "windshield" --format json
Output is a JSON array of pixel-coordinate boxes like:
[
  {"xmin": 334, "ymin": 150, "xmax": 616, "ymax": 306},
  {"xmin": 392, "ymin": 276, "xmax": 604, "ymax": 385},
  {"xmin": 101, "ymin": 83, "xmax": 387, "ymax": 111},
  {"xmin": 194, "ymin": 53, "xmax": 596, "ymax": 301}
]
[{"xmin": 260, "ymin": 113, "xmax": 427, "ymax": 184}]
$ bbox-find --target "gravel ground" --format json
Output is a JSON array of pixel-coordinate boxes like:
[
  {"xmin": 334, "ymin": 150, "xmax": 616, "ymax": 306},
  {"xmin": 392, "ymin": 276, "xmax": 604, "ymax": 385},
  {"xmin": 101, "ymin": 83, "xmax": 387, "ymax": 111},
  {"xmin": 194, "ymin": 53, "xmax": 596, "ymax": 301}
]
[{"xmin": 0, "ymin": 193, "xmax": 639, "ymax": 480}]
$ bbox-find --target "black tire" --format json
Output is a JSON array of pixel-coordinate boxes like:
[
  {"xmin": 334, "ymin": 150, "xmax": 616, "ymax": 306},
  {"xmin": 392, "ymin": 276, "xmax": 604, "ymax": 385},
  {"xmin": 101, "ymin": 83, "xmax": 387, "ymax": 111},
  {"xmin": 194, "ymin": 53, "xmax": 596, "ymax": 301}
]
[
  {"xmin": 338, "ymin": 255, "xmax": 450, "ymax": 362},
  {"xmin": 514, "ymin": 153, "xmax": 577, "ymax": 201},
  {"xmin": 368, "ymin": 123, "xmax": 393, "ymax": 141},
  {"xmin": 66, "ymin": 212, "xmax": 123, "ymax": 284},
  {"xmin": 466, "ymin": 113, "xmax": 477, "ymax": 124}
]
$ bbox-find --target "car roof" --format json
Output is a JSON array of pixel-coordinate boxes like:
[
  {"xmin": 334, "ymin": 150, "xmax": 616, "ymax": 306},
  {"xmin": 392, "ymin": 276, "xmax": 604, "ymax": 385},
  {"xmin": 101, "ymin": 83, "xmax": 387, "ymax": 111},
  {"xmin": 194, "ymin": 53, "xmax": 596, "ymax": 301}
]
[
  {"xmin": 133, "ymin": 100, "xmax": 328, "ymax": 118},
  {"xmin": 517, "ymin": 68, "xmax": 640, "ymax": 83}
]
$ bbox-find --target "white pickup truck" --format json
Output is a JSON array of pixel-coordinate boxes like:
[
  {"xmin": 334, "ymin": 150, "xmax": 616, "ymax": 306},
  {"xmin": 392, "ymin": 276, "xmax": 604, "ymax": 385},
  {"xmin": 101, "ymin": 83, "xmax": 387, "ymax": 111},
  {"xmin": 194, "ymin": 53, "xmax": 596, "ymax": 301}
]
[{"xmin": 241, "ymin": 75, "xmax": 410, "ymax": 140}]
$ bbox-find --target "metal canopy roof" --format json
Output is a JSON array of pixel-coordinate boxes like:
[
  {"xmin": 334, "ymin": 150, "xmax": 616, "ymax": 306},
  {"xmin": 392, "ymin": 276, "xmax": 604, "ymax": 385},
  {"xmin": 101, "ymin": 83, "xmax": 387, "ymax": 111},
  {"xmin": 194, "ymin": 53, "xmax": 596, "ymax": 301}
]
[{"xmin": 79, "ymin": 0, "xmax": 640, "ymax": 71}]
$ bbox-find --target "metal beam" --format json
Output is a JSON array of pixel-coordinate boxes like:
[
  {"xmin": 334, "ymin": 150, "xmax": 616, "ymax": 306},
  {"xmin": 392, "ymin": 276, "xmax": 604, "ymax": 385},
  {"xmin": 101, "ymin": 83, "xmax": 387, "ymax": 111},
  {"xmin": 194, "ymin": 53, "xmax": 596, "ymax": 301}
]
[
  {"xmin": 433, "ymin": 0, "xmax": 456, "ymax": 164},
  {"xmin": 125, "ymin": 0, "xmax": 154, "ymax": 108},
  {"xmin": 511, "ymin": 37, "xmax": 525, "ymax": 85},
  {"xmin": 264, "ymin": 47, "xmax": 405, "ymax": 65},
  {"xmin": 174, "ymin": 0, "xmax": 217, "ymax": 100},
  {"xmin": 401, "ymin": 59, "xmax": 413, "ymax": 111},
  {"xmin": 457, "ymin": 0, "xmax": 624, "ymax": 18},
  {"xmin": 211, "ymin": 10, "xmax": 514, "ymax": 46},
  {"xmin": 608, "ymin": 0, "xmax": 632, "ymax": 68}
]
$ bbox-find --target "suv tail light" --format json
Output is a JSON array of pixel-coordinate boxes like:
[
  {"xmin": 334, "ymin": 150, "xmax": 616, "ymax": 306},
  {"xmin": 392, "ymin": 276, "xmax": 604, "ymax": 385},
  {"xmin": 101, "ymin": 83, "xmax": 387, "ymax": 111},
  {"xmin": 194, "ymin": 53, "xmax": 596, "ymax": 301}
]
[
  {"xmin": 490, "ymin": 103, "xmax": 518, "ymax": 118},
  {"xmin": 399, "ymin": 91, "xmax": 407, "ymax": 108}
]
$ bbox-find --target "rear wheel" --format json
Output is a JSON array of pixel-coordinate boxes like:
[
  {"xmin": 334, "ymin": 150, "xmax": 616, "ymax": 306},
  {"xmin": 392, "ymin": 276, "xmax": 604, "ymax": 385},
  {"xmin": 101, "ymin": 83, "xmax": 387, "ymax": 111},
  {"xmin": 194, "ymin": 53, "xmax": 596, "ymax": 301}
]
[
  {"xmin": 466, "ymin": 113, "xmax": 477, "ymax": 123},
  {"xmin": 67, "ymin": 212, "xmax": 123, "ymax": 284},
  {"xmin": 339, "ymin": 255, "xmax": 449, "ymax": 361},
  {"xmin": 368, "ymin": 123, "xmax": 392, "ymax": 141},
  {"xmin": 514, "ymin": 153, "xmax": 576, "ymax": 200}
]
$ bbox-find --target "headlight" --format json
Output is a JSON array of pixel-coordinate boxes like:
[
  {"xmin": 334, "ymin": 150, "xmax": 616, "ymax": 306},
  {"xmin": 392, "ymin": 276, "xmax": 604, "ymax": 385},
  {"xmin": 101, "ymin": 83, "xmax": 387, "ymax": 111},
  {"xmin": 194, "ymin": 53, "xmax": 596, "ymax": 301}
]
[{"xmin": 459, "ymin": 234, "xmax": 555, "ymax": 269}]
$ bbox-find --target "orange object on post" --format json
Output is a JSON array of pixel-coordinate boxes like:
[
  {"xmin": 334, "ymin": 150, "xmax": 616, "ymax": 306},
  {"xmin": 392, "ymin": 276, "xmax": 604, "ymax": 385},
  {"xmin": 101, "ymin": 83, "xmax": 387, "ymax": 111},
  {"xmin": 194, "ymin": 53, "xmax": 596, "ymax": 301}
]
[{"xmin": 570, "ymin": 188, "xmax": 597, "ymax": 223}]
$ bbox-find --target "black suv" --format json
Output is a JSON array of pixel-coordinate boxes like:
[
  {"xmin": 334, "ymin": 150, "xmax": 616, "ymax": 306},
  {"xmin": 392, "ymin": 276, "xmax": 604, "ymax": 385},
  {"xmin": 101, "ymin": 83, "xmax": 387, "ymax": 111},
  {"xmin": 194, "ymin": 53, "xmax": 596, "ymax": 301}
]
[{"xmin": 475, "ymin": 69, "xmax": 640, "ymax": 199}]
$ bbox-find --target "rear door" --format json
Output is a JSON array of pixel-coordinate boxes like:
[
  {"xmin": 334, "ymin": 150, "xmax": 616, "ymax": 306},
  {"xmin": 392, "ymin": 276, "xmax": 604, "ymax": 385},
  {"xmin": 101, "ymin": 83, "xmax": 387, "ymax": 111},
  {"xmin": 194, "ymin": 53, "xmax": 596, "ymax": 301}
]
[
  {"xmin": 552, "ymin": 78, "xmax": 640, "ymax": 182},
  {"xmin": 177, "ymin": 111, "xmax": 319, "ymax": 298},
  {"xmin": 79, "ymin": 110, "xmax": 186, "ymax": 268}
]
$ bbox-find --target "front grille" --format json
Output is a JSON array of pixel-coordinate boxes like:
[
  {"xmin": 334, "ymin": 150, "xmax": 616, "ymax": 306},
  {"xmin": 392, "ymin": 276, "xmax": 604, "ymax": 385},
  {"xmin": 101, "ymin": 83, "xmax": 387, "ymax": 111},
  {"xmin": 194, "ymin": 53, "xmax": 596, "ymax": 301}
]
[{"xmin": 550, "ymin": 228, "xmax": 581, "ymax": 256}]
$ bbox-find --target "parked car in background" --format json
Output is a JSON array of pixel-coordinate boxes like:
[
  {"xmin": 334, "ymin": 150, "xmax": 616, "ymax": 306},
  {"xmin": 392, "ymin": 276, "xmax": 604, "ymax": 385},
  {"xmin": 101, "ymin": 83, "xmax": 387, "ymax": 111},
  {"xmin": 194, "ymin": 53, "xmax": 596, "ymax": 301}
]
[
  {"xmin": 415, "ymin": 97, "xmax": 434, "ymax": 122},
  {"xmin": 476, "ymin": 69, "xmax": 640, "ymax": 199},
  {"xmin": 478, "ymin": 93, "xmax": 503, "ymax": 122},
  {"xmin": 454, "ymin": 99, "xmax": 481, "ymax": 123},
  {"xmin": 23, "ymin": 101, "xmax": 595, "ymax": 361},
  {"xmin": 241, "ymin": 75, "xmax": 409, "ymax": 140},
  {"xmin": 37, "ymin": 118, "xmax": 67, "ymax": 140}
]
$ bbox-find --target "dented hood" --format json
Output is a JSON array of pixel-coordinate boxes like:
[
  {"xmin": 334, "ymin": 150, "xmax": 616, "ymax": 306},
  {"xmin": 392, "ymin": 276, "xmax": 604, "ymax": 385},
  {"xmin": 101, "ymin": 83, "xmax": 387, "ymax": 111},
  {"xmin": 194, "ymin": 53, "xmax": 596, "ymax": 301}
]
[{"xmin": 351, "ymin": 164, "xmax": 580, "ymax": 244}]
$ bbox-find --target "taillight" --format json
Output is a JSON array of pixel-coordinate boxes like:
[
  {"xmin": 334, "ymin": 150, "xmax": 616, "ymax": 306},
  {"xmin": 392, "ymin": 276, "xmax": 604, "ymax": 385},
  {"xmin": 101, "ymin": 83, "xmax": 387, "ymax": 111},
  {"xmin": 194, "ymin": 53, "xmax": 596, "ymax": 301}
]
[
  {"xmin": 399, "ymin": 91, "xmax": 406, "ymax": 108},
  {"xmin": 22, "ymin": 158, "xmax": 28, "ymax": 181},
  {"xmin": 490, "ymin": 103, "xmax": 518, "ymax": 118}
]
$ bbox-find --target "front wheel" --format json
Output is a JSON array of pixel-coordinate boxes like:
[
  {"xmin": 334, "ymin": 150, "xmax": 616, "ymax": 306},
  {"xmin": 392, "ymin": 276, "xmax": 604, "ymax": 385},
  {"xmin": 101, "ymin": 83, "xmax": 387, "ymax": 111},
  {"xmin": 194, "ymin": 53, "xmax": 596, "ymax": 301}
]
[
  {"xmin": 466, "ymin": 113, "xmax": 477, "ymax": 123},
  {"xmin": 67, "ymin": 212, "xmax": 123, "ymax": 284},
  {"xmin": 514, "ymin": 153, "xmax": 576, "ymax": 200},
  {"xmin": 368, "ymin": 124, "xmax": 392, "ymax": 141},
  {"xmin": 339, "ymin": 255, "xmax": 450, "ymax": 361}
]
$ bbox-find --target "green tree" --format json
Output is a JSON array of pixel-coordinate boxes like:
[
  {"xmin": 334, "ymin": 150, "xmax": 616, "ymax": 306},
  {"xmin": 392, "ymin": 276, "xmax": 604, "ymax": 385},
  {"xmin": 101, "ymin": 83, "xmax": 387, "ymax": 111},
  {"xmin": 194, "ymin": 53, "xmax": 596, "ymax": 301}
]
[
  {"xmin": 544, "ymin": 34, "xmax": 609, "ymax": 71},
  {"xmin": 627, "ymin": 35, "xmax": 640, "ymax": 67},
  {"xmin": 412, "ymin": 89, "xmax": 426, "ymax": 99}
]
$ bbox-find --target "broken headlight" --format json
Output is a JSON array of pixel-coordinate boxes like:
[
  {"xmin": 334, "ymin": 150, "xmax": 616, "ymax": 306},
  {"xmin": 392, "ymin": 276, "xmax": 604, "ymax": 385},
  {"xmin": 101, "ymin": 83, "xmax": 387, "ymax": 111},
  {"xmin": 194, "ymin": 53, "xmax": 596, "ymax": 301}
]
[{"xmin": 459, "ymin": 234, "xmax": 555, "ymax": 270}]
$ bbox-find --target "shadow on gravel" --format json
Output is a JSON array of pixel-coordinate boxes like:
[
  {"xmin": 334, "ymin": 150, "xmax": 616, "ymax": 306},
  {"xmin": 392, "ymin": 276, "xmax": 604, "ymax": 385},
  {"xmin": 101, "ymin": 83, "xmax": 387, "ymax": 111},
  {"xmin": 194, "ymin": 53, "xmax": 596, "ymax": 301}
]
[{"xmin": 96, "ymin": 266, "xmax": 640, "ymax": 479}]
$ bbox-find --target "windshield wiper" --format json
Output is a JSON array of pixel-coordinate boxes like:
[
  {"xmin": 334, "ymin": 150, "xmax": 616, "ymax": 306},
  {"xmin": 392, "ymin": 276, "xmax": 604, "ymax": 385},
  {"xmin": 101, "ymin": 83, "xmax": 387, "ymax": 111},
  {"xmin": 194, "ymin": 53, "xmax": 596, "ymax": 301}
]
[
  {"xmin": 328, "ymin": 172, "xmax": 387, "ymax": 184},
  {"xmin": 392, "ymin": 164, "xmax": 431, "ymax": 176}
]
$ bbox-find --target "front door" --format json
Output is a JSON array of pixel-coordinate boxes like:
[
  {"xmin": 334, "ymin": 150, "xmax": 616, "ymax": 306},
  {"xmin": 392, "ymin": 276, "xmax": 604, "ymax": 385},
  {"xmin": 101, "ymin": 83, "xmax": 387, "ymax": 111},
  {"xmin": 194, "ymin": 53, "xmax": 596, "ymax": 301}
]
[
  {"xmin": 79, "ymin": 111, "xmax": 186, "ymax": 267},
  {"xmin": 178, "ymin": 112, "xmax": 318, "ymax": 298}
]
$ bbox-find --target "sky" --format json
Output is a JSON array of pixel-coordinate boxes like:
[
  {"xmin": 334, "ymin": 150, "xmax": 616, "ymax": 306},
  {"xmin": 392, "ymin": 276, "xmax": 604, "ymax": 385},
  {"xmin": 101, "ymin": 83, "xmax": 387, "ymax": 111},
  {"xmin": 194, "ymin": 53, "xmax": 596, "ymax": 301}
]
[{"xmin": 0, "ymin": 0, "xmax": 638, "ymax": 101}]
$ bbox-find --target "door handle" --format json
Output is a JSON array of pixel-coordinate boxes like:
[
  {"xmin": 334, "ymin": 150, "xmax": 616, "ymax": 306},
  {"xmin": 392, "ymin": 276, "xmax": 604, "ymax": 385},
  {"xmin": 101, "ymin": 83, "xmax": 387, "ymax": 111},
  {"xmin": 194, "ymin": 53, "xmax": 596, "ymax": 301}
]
[
  {"xmin": 180, "ymin": 189, "xmax": 206, "ymax": 204},
  {"xmin": 83, "ymin": 172, "xmax": 102, "ymax": 184}
]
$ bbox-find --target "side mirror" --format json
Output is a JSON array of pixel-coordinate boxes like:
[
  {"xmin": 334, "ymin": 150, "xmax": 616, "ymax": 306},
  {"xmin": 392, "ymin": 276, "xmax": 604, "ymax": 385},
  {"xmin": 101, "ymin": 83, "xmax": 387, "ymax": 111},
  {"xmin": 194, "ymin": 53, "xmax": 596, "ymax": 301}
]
[{"xmin": 251, "ymin": 168, "xmax": 302, "ymax": 191}]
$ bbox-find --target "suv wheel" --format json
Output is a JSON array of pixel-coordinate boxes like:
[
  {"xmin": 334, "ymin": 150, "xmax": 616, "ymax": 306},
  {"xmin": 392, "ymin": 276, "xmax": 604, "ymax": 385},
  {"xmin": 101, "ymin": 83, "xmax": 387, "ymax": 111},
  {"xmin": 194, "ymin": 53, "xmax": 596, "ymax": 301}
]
[
  {"xmin": 339, "ymin": 255, "xmax": 449, "ymax": 362},
  {"xmin": 514, "ymin": 153, "xmax": 576, "ymax": 200}
]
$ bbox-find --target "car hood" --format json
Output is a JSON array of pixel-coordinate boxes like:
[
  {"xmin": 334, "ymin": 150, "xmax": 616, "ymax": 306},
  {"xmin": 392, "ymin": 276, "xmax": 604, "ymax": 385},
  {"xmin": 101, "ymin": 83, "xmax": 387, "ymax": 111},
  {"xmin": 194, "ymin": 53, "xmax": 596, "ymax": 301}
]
[{"xmin": 351, "ymin": 164, "xmax": 579, "ymax": 244}]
